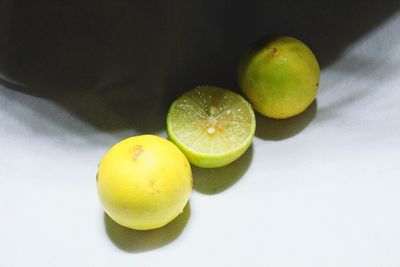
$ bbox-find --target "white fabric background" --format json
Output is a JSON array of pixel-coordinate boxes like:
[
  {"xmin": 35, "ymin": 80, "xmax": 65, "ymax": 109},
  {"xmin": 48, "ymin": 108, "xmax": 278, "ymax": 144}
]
[{"xmin": 1, "ymin": 2, "xmax": 400, "ymax": 267}]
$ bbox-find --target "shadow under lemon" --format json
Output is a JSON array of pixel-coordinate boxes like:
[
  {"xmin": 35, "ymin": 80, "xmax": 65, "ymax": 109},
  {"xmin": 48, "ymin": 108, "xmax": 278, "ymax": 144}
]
[
  {"xmin": 104, "ymin": 202, "xmax": 191, "ymax": 253},
  {"xmin": 255, "ymin": 100, "xmax": 317, "ymax": 141},
  {"xmin": 192, "ymin": 145, "xmax": 253, "ymax": 195}
]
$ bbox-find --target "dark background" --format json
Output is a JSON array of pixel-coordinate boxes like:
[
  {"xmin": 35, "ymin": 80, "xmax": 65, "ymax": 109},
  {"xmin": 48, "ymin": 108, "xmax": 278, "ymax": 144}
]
[{"xmin": 0, "ymin": 0, "xmax": 398, "ymax": 133}]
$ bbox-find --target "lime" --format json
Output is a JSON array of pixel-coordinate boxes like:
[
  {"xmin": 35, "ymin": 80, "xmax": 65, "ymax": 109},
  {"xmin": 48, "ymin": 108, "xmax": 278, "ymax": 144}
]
[
  {"xmin": 238, "ymin": 36, "xmax": 320, "ymax": 119},
  {"xmin": 97, "ymin": 135, "xmax": 192, "ymax": 230},
  {"xmin": 167, "ymin": 86, "xmax": 256, "ymax": 168}
]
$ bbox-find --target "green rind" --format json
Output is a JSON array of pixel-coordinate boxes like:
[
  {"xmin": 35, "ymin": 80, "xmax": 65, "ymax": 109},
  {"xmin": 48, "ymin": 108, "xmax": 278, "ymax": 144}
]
[{"xmin": 238, "ymin": 36, "xmax": 320, "ymax": 119}]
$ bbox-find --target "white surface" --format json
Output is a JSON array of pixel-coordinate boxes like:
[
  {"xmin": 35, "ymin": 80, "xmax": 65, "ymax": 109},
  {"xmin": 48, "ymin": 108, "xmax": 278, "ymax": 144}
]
[{"xmin": 1, "ymin": 11, "xmax": 400, "ymax": 267}]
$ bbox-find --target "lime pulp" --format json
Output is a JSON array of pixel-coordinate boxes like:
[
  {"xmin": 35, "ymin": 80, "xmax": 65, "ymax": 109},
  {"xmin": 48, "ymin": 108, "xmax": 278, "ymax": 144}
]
[{"xmin": 167, "ymin": 86, "xmax": 256, "ymax": 168}]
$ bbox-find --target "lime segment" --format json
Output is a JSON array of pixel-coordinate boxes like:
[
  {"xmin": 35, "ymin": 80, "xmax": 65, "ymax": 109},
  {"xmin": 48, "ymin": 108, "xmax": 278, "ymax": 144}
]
[{"xmin": 167, "ymin": 86, "xmax": 256, "ymax": 168}]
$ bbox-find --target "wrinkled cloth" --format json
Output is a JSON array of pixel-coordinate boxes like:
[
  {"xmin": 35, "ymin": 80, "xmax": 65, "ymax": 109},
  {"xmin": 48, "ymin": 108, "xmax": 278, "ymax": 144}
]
[{"xmin": 1, "ymin": 2, "xmax": 399, "ymax": 266}]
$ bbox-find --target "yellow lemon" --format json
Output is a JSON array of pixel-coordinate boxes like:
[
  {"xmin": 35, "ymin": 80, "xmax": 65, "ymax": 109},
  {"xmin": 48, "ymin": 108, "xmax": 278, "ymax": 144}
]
[
  {"xmin": 238, "ymin": 36, "xmax": 320, "ymax": 119},
  {"xmin": 96, "ymin": 135, "xmax": 192, "ymax": 230}
]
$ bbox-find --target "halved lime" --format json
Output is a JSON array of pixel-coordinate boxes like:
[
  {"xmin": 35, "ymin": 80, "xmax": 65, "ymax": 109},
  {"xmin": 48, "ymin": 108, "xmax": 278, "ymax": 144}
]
[{"xmin": 167, "ymin": 86, "xmax": 256, "ymax": 168}]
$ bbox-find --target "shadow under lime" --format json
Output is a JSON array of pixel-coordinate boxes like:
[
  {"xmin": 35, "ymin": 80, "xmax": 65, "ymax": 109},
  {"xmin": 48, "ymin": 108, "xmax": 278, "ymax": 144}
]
[
  {"xmin": 192, "ymin": 145, "xmax": 253, "ymax": 195},
  {"xmin": 255, "ymin": 100, "xmax": 317, "ymax": 141}
]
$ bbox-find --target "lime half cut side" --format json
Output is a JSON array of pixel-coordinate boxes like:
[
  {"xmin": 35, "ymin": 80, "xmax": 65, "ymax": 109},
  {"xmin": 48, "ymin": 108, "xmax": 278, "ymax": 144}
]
[{"xmin": 167, "ymin": 86, "xmax": 256, "ymax": 168}]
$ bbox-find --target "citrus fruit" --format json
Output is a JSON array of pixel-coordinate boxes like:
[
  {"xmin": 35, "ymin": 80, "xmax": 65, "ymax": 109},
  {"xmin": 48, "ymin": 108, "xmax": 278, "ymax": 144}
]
[
  {"xmin": 167, "ymin": 86, "xmax": 256, "ymax": 168},
  {"xmin": 238, "ymin": 36, "xmax": 320, "ymax": 119},
  {"xmin": 96, "ymin": 134, "xmax": 192, "ymax": 230}
]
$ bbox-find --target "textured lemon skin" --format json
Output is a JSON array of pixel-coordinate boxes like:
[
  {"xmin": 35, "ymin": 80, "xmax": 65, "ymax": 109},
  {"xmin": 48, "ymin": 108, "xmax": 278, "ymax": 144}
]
[
  {"xmin": 238, "ymin": 36, "xmax": 320, "ymax": 119},
  {"xmin": 97, "ymin": 135, "xmax": 192, "ymax": 230}
]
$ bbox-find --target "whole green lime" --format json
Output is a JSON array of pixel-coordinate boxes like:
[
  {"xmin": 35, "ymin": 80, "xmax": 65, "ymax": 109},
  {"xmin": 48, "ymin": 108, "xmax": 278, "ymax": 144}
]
[{"xmin": 238, "ymin": 36, "xmax": 320, "ymax": 119}]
